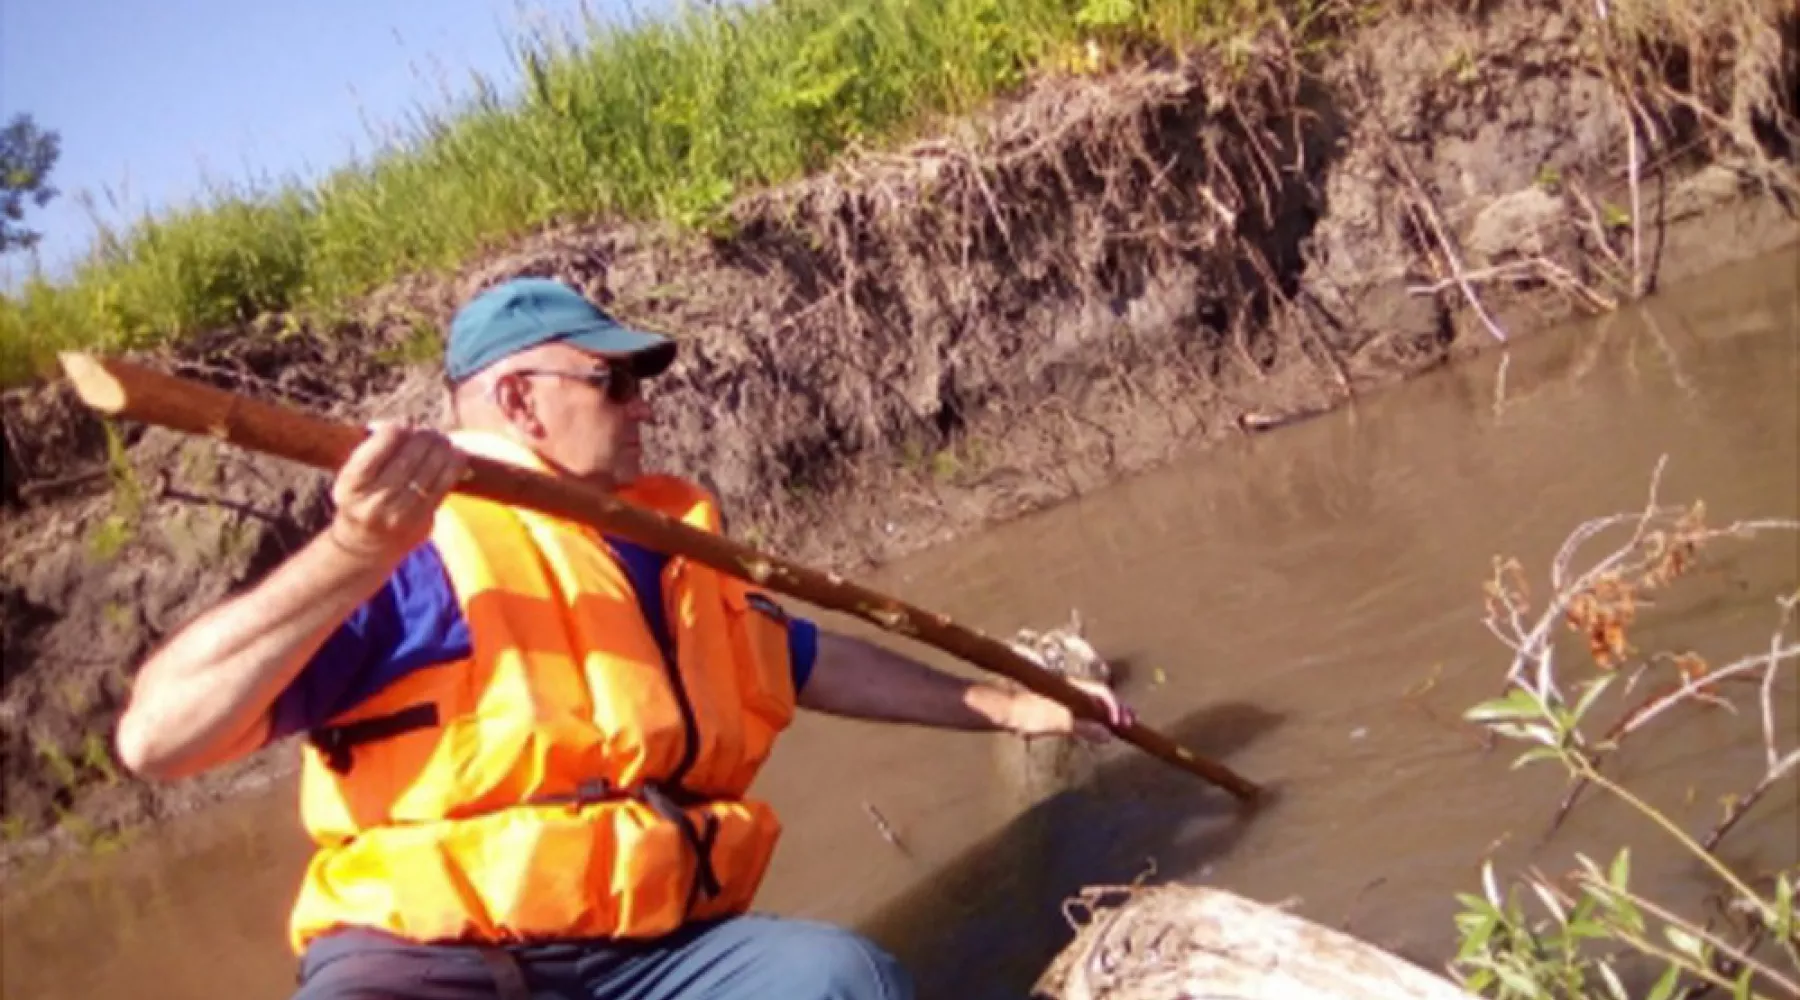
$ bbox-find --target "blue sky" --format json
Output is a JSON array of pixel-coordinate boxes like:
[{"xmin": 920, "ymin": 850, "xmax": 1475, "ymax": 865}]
[{"xmin": 2, "ymin": 0, "xmax": 652, "ymax": 283}]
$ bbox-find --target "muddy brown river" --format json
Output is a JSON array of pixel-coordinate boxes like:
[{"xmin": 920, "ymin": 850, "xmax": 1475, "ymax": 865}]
[{"xmin": 3, "ymin": 247, "xmax": 1797, "ymax": 999}]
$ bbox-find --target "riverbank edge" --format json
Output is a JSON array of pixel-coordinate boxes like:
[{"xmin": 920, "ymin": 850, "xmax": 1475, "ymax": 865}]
[{"xmin": 1, "ymin": 0, "xmax": 1796, "ymax": 871}]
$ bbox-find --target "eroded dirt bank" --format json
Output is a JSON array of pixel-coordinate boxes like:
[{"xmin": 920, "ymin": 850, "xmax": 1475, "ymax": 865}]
[{"xmin": 1, "ymin": 0, "xmax": 1795, "ymax": 866}]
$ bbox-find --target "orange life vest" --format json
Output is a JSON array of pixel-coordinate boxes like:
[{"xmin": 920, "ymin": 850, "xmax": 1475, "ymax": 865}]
[{"xmin": 285, "ymin": 431, "xmax": 798, "ymax": 954}]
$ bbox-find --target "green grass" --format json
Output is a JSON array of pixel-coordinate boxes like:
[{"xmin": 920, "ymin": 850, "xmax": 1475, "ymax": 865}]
[{"xmin": 0, "ymin": 0, "xmax": 1277, "ymax": 387}]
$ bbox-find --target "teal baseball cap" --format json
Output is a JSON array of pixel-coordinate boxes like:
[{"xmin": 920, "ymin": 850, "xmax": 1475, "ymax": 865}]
[{"xmin": 445, "ymin": 277, "xmax": 676, "ymax": 383}]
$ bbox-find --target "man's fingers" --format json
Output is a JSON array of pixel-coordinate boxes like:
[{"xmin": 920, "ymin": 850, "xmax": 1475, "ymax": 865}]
[
  {"xmin": 1066, "ymin": 679, "xmax": 1132, "ymax": 732},
  {"xmin": 361, "ymin": 427, "xmax": 444, "ymax": 502},
  {"xmin": 330, "ymin": 422, "xmax": 462, "ymax": 545},
  {"xmin": 333, "ymin": 421, "xmax": 410, "ymax": 501},
  {"xmin": 1006, "ymin": 682, "xmax": 1136, "ymax": 741},
  {"xmin": 414, "ymin": 437, "xmax": 469, "ymax": 502},
  {"xmin": 322, "ymin": 421, "xmax": 466, "ymax": 563},
  {"xmin": 1101, "ymin": 692, "xmax": 1136, "ymax": 730}
]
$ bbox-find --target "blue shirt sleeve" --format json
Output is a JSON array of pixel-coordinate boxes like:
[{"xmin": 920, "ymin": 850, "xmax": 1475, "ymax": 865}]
[
  {"xmin": 787, "ymin": 616, "xmax": 819, "ymax": 693},
  {"xmin": 265, "ymin": 543, "xmax": 470, "ymax": 743},
  {"xmin": 608, "ymin": 536, "xmax": 818, "ymax": 695}
]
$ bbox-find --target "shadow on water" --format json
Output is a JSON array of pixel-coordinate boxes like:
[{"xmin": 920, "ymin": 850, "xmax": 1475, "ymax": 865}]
[{"xmin": 854, "ymin": 700, "xmax": 1288, "ymax": 1000}]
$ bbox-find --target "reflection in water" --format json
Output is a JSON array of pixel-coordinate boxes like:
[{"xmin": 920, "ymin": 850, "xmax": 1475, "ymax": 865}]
[
  {"xmin": 3, "ymin": 247, "xmax": 1796, "ymax": 999},
  {"xmin": 860, "ymin": 702, "xmax": 1287, "ymax": 1000}
]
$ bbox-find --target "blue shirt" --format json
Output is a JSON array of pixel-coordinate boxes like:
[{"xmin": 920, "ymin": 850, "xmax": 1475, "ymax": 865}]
[{"xmin": 267, "ymin": 538, "xmax": 818, "ymax": 742}]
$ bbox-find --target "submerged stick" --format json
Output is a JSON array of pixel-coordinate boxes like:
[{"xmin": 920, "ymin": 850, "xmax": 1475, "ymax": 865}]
[{"xmin": 58, "ymin": 352, "xmax": 1263, "ymax": 804}]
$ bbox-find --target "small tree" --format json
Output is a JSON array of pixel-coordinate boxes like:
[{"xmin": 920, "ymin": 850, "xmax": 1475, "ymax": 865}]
[{"xmin": 1, "ymin": 114, "xmax": 62, "ymax": 254}]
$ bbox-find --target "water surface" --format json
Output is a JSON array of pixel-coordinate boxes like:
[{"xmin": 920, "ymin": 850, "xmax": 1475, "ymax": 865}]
[{"xmin": 4, "ymin": 247, "xmax": 1796, "ymax": 999}]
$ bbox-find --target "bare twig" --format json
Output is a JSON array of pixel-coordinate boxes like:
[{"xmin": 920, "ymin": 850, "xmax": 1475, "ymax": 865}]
[
  {"xmin": 152, "ymin": 471, "xmax": 302, "ymax": 553},
  {"xmin": 1566, "ymin": 178, "xmax": 1643, "ymax": 304},
  {"xmin": 1348, "ymin": 68, "xmax": 1509, "ymax": 343},
  {"xmin": 155, "ymin": 482, "xmax": 288, "ymax": 529},
  {"xmin": 860, "ymin": 800, "xmax": 909, "ymax": 856},
  {"xmin": 1623, "ymin": 96, "xmax": 1645, "ymax": 296},
  {"xmin": 1618, "ymin": 644, "xmax": 1800, "ymax": 740},
  {"xmin": 1391, "ymin": 152, "xmax": 1511, "ymax": 344},
  {"xmin": 1538, "ymin": 257, "xmax": 1620, "ymax": 313},
  {"xmin": 955, "ymin": 138, "xmax": 1015, "ymax": 258},
  {"xmin": 1410, "ymin": 250, "xmax": 1621, "ymax": 314},
  {"xmin": 769, "ymin": 281, "xmax": 854, "ymax": 335},
  {"xmin": 1, "ymin": 410, "xmax": 34, "ymax": 482},
  {"xmin": 1549, "ymin": 661, "xmax": 1784, "ymax": 836},
  {"xmin": 1702, "ymin": 751, "xmax": 1800, "ymax": 855},
  {"xmin": 1396, "ymin": 187, "xmax": 1627, "ymax": 312},
  {"xmin": 1553, "ymin": 453, "xmax": 1671, "ymax": 593},
  {"xmin": 1763, "ymin": 596, "xmax": 1798, "ymax": 771},
  {"xmin": 1338, "ymin": 875, "xmax": 1390, "ymax": 933},
  {"xmin": 17, "ymin": 467, "xmax": 108, "ymax": 500},
  {"xmin": 1574, "ymin": 871, "xmax": 1800, "ymax": 998},
  {"xmin": 1675, "ymin": 925, "xmax": 1770, "ymax": 1000}
]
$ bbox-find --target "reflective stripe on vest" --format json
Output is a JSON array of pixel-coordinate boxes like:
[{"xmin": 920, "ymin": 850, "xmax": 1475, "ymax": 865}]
[{"xmin": 286, "ymin": 431, "xmax": 797, "ymax": 953}]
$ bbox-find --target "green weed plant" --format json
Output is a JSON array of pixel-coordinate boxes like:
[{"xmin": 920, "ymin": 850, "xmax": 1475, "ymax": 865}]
[{"xmin": 1453, "ymin": 473, "xmax": 1799, "ymax": 999}]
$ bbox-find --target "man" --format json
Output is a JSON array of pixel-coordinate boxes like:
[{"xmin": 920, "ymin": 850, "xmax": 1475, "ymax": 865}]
[{"xmin": 115, "ymin": 277, "xmax": 1130, "ymax": 1000}]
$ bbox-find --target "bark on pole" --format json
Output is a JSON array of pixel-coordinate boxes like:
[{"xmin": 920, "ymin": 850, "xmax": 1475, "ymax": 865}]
[{"xmin": 57, "ymin": 352, "xmax": 1264, "ymax": 804}]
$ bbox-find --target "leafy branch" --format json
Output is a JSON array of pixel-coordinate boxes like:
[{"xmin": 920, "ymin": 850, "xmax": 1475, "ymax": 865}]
[{"xmin": 1453, "ymin": 457, "xmax": 1800, "ymax": 999}]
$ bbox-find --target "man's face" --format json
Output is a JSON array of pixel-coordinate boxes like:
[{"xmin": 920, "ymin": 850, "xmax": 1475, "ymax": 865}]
[{"xmin": 491, "ymin": 341, "xmax": 652, "ymax": 488}]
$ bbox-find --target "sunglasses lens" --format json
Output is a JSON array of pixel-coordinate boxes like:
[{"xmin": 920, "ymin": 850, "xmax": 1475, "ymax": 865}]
[{"xmin": 608, "ymin": 368, "xmax": 640, "ymax": 403}]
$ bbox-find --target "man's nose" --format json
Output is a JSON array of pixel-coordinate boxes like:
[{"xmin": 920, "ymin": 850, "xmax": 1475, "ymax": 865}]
[{"xmin": 626, "ymin": 395, "xmax": 655, "ymax": 423}]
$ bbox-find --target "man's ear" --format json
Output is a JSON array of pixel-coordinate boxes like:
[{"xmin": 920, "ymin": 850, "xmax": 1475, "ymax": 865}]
[{"xmin": 492, "ymin": 374, "xmax": 543, "ymax": 436}]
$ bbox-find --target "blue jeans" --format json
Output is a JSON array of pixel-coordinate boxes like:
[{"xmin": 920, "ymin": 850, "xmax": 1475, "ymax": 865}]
[{"xmin": 291, "ymin": 915, "xmax": 914, "ymax": 1000}]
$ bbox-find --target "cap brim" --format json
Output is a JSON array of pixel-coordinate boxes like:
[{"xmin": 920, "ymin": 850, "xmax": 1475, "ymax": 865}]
[{"xmin": 560, "ymin": 324, "xmax": 677, "ymax": 378}]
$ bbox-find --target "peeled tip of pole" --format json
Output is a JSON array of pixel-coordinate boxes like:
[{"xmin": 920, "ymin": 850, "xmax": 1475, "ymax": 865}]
[{"xmin": 58, "ymin": 352, "xmax": 127, "ymax": 414}]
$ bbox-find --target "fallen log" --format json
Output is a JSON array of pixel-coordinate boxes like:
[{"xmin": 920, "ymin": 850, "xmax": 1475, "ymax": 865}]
[{"xmin": 1035, "ymin": 883, "xmax": 1476, "ymax": 1000}]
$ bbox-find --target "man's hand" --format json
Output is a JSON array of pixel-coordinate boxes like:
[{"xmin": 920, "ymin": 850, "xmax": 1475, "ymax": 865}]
[
  {"xmin": 1002, "ymin": 678, "xmax": 1135, "ymax": 743},
  {"xmin": 327, "ymin": 420, "xmax": 468, "ymax": 562}
]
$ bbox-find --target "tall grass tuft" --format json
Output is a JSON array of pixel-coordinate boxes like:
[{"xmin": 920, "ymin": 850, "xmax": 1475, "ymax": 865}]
[{"xmin": 0, "ymin": 0, "xmax": 1270, "ymax": 386}]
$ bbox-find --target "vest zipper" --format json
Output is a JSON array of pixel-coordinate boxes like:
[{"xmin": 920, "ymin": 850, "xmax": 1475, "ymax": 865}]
[
  {"xmin": 604, "ymin": 539, "xmax": 712, "ymax": 908},
  {"xmin": 657, "ymin": 558, "xmax": 714, "ymax": 913},
  {"xmin": 659, "ymin": 558, "xmax": 702, "ymax": 788}
]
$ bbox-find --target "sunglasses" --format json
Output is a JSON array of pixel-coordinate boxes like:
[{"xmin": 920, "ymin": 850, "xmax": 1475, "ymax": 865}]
[{"xmin": 508, "ymin": 363, "xmax": 642, "ymax": 404}]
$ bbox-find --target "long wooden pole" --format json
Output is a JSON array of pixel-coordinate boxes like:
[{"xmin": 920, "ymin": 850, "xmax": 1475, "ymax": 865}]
[{"xmin": 57, "ymin": 352, "xmax": 1262, "ymax": 804}]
